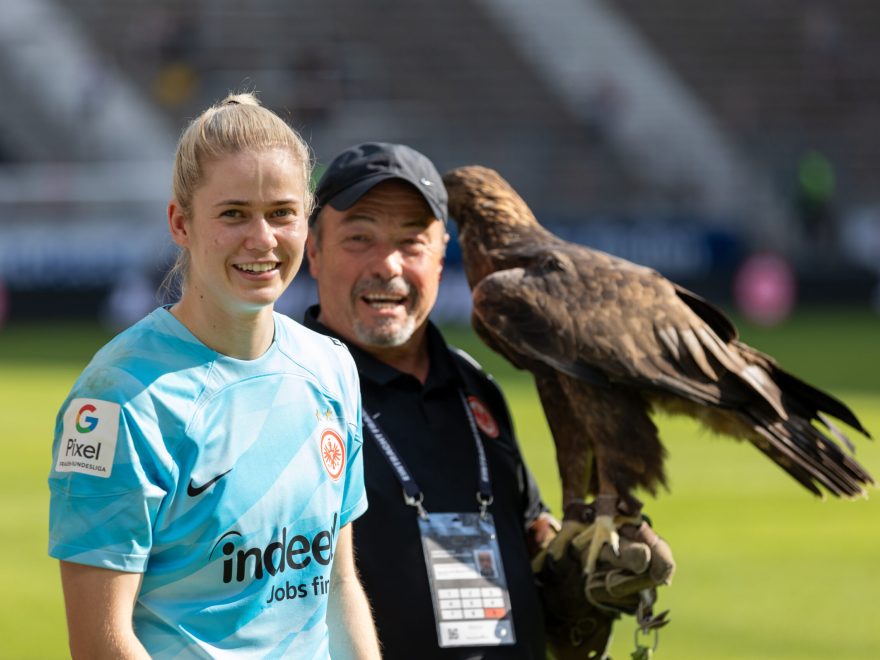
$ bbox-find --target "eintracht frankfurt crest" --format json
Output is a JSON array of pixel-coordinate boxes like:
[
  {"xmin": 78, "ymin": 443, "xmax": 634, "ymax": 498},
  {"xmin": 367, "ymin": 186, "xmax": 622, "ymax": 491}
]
[
  {"xmin": 468, "ymin": 396, "xmax": 500, "ymax": 439},
  {"xmin": 319, "ymin": 429, "xmax": 345, "ymax": 480}
]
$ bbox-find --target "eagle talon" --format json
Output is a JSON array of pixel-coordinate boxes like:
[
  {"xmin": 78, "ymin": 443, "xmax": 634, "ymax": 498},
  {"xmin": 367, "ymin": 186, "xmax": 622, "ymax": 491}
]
[{"xmin": 578, "ymin": 514, "xmax": 620, "ymax": 573}]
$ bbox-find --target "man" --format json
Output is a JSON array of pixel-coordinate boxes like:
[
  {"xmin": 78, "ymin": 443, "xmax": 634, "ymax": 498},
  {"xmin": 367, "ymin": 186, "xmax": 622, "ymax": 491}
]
[
  {"xmin": 304, "ymin": 142, "xmax": 674, "ymax": 659},
  {"xmin": 304, "ymin": 142, "xmax": 552, "ymax": 658}
]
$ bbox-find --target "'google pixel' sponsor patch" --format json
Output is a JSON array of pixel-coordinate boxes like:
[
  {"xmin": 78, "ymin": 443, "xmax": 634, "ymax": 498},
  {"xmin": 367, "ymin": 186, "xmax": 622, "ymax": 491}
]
[{"xmin": 56, "ymin": 398, "xmax": 120, "ymax": 478}]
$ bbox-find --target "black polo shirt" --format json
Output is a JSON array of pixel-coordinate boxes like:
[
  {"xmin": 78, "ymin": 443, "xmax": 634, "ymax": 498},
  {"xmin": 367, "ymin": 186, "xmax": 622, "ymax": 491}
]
[{"xmin": 303, "ymin": 306, "xmax": 546, "ymax": 659}]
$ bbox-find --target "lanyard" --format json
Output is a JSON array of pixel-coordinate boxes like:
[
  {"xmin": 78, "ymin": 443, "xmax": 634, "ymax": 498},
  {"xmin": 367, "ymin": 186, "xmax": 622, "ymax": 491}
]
[{"xmin": 363, "ymin": 390, "xmax": 494, "ymax": 519}]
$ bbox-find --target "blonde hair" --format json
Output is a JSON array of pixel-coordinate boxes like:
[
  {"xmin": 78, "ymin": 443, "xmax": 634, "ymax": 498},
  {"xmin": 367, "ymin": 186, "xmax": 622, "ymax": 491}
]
[{"xmin": 164, "ymin": 92, "xmax": 313, "ymax": 295}]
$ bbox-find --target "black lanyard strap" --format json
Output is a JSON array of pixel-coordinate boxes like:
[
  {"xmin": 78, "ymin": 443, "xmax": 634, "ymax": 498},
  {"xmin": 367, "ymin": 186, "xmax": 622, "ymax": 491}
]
[
  {"xmin": 458, "ymin": 391, "xmax": 493, "ymax": 515},
  {"xmin": 363, "ymin": 390, "xmax": 494, "ymax": 519},
  {"xmin": 362, "ymin": 410, "xmax": 427, "ymax": 519}
]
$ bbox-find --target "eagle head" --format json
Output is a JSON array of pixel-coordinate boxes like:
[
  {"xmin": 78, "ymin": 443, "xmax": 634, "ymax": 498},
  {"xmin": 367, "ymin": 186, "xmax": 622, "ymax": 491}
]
[{"xmin": 442, "ymin": 166, "xmax": 541, "ymax": 236}]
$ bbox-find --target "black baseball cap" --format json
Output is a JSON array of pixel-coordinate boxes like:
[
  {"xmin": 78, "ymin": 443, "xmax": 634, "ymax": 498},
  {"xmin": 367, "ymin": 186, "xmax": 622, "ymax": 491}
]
[{"xmin": 310, "ymin": 142, "xmax": 447, "ymax": 225}]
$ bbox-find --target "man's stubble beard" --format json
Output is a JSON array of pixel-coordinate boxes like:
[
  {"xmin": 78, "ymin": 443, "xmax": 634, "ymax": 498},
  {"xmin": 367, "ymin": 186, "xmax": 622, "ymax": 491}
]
[
  {"xmin": 353, "ymin": 314, "xmax": 418, "ymax": 348},
  {"xmin": 351, "ymin": 275, "xmax": 421, "ymax": 348}
]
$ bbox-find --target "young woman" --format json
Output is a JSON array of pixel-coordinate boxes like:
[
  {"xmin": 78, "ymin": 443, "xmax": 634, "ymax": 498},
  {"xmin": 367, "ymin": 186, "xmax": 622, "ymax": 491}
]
[{"xmin": 48, "ymin": 94, "xmax": 380, "ymax": 659}]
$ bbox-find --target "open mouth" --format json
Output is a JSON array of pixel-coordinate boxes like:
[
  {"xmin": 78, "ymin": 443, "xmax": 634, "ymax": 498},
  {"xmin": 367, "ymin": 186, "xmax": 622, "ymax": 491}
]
[
  {"xmin": 234, "ymin": 262, "xmax": 280, "ymax": 274},
  {"xmin": 361, "ymin": 292, "xmax": 407, "ymax": 309}
]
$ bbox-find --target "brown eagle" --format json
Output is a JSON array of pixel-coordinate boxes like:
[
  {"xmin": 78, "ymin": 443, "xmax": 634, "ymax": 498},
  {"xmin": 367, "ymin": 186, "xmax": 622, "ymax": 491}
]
[{"xmin": 443, "ymin": 165, "xmax": 873, "ymax": 566}]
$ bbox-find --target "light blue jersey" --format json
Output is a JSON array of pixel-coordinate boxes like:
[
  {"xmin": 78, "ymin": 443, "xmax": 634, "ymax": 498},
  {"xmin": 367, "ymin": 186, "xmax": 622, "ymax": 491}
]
[{"xmin": 49, "ymin": 307, "xmax": 367, "ymax": 658}]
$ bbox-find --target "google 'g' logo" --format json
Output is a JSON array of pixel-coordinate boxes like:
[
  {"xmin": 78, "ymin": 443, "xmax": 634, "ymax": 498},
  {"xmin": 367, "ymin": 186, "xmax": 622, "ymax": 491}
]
[{"xmin": 76, "ymin": 404, "xmax": 99, "ymax": 433}]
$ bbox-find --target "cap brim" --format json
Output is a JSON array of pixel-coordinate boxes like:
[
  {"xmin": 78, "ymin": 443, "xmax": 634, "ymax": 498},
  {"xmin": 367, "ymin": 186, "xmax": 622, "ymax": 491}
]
[{"xmin": 325, "ymin": 173, "xmax": 447, "ymax": 223}]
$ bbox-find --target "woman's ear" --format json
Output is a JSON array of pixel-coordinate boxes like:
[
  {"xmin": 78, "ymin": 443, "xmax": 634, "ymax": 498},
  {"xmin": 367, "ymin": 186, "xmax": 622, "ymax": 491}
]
[{"xmin": 168, "ymin": 200, "xmax": 190, "ymax": 248}]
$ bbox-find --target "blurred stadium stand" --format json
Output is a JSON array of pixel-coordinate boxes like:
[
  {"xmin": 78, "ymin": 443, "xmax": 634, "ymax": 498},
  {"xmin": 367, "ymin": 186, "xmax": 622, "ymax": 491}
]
[{"xmin": 1, "ymin": 0, "xmax": 878, "ymax": 324}]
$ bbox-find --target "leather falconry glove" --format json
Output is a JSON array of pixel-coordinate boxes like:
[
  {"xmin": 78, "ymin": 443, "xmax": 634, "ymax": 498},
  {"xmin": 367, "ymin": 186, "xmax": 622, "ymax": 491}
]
[{"xmin": 533, "ymin": 503, "xmax": 675, "ymax": 660}]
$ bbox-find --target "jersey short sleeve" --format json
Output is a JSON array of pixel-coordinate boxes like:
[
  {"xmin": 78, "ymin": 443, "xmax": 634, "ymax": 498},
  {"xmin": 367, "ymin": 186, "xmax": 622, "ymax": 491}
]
[
  {"xmin": 317, "ymin": 333, "xmax": 367, "ymax": 529},
  {"xmin": 48, "ymin": 366, "xmax": 169, "ymax": 573},
  {"xmin": 339, "ymin": 389, "xmax": 366, "ymax": 528}
]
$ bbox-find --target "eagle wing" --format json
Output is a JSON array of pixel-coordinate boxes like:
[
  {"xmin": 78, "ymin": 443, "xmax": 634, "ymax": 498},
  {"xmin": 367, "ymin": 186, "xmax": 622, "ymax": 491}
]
[
  {"xmin": 471, "ymin": 243, "xmax": 872, "ymax": 498},
  {"xmin": 471, "ymin": 244, "xmax": 758, "ymax": 409}
]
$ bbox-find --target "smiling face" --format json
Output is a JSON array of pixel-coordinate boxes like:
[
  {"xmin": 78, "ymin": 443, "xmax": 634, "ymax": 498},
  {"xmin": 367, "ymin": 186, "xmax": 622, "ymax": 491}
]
[
  {"xmin": 168, "ymin": 148, "xmax": 308, "ymax": 320},
  {"xmin": 308, "ymin": 180, "xmax": 448, "ymax": 354}
]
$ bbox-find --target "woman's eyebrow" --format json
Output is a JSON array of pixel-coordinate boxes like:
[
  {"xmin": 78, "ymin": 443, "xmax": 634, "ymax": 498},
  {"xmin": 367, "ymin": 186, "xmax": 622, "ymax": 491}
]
[{"xmin": 213, "ymin": 198, "xmax": 300, "ymax": 207}]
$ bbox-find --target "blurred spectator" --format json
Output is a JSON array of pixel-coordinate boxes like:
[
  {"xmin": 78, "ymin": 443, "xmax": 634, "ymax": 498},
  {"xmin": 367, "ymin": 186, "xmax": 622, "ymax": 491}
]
[
  {"xmin": 284, "ymin": 46, "xmax": 344, "ymax": 129},
  {"xmin": 795, "ymin": 149, "xmax": 837, "ymax": 249},
  {"xmin": 799, "ymin": 3, "xmax": 851, "ymax": 105},
  {"xmin": 151, "ymin": 9, "xmax": 201, "ymax": 109},
  {"xmin": 840, "ymin": 206, "xmax": 880, "ymax": 313}
]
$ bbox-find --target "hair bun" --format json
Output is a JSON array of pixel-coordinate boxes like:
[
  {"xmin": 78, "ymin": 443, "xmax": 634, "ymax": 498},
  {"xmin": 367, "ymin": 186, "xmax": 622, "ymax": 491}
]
[{"xmin": 221, "ymin": 92, "xmax": 261, "ymax": 108}]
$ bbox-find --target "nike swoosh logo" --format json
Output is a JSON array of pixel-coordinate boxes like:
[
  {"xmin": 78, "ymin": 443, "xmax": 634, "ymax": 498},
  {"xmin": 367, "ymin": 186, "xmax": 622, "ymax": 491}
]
[{"xmin": 187, "ymin": 469, "xmax": 233, "ymax": 497}]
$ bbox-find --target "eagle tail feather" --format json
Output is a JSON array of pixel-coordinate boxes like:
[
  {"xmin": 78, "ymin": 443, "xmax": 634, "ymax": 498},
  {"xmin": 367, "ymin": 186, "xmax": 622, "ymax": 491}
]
[
  {"xmin": 773, "ymin": 368, "xmax": 872, "ymax": 439},
  {"xmin": 817, "ymin": 412, "xmax": 856, "ymax": 454},
  {"xmin": 751, "ymin": 425, "xmax": 824, "ymax": 496},
  {"xmin": 750, "ymin": 415, "xmax": 872, "ymax": 497}
]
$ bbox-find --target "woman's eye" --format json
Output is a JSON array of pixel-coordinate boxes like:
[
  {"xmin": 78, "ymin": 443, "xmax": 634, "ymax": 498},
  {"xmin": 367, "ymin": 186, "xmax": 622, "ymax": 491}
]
[{"xmin": 271, "ymin": 208, "xmax": 295, "ymax": 219}]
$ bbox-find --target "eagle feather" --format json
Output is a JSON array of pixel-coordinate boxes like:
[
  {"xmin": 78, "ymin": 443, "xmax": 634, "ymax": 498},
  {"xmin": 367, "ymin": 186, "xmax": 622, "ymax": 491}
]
[{"xmin": 443, "ymin": 165, "xmax": 874, "ymax": 514}]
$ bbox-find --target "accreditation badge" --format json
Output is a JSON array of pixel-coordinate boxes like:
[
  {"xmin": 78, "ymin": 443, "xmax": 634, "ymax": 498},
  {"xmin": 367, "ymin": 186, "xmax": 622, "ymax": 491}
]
[{"xmin": 417, "ymin": 512, "xmax": 515, "ymax": 648}]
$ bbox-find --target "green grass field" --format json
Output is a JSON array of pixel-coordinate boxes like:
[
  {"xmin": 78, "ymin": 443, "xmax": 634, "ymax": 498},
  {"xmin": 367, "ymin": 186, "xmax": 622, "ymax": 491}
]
[{"xmin": 1, "ymin": 309, "xmax": 878, "ymax": 659}]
